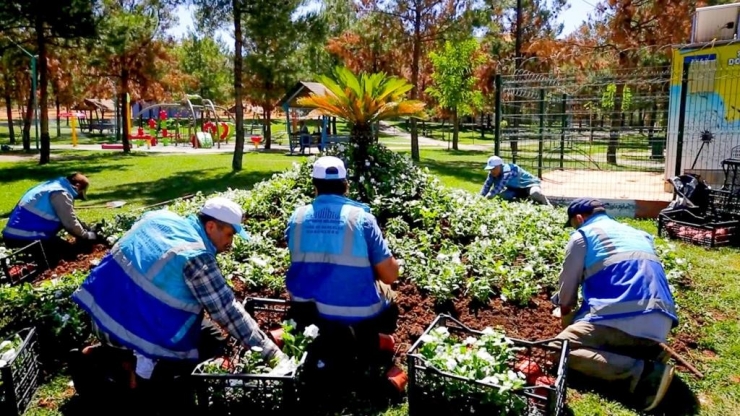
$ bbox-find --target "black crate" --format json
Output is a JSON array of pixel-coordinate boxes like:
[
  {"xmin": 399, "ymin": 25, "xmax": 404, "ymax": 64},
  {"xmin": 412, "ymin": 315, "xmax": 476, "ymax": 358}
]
[
  {"xmin": 191, "ymin": 297, "xmax": 305, "ymax": 415},
  {"xmin": 658, "ymin": 208, "xmax": 739, "ymax": 248},
  {"xmin": 0, "ymin": 328, "xmax": 42, "ymax": 416},
  {"xmin": 407, "ymin": 314, "xmax": 569, "ymax": 416},
  {"xmin": 0, "ymin": 241, "xmax": 49, "ymax": 286},
  {"xmin": 708, "ymin": 189, "xmax": 740, "ymax": 219}
]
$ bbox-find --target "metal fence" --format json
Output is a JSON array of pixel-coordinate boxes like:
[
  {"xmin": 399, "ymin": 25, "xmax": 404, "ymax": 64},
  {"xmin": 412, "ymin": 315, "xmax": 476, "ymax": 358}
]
[{"xmin": 493, "ymin": 68, "xmax": 672, "ymax": 202}]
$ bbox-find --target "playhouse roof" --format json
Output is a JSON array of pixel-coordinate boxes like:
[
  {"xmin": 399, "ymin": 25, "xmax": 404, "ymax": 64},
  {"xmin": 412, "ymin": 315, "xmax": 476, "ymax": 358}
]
[{"xmin": 277, "ymin": 81, "xmax": 333, "ymax": 109}]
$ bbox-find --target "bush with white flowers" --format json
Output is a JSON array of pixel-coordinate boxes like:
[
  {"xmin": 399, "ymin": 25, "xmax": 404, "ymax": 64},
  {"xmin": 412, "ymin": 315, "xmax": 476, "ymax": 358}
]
[{"xmin": 94, "ymin": 143, "xmax": 689, "ymax": 306}]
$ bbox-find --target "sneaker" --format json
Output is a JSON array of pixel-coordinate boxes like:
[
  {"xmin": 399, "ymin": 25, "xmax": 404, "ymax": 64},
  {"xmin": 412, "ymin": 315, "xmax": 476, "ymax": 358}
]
[{"xmin": 635, "ymin": 361, "xmax": 674, "ymax": 411}]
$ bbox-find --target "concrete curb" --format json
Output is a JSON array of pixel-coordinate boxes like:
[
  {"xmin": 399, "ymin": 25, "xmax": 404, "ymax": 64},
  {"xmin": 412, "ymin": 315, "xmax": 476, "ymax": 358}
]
[{"xmin": 549, "ymin": 197, "xmax": 670, "ymax": 220}]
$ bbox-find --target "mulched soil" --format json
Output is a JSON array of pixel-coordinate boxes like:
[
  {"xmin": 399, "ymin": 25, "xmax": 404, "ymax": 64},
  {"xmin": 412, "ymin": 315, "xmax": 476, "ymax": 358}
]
[
  {"xmin": 27, "ymin": 246, "xmax": 703, "ymax": 376},
  {"xmin": 31, "ymin": 244, "xmax": 110, "ymax": 283}
]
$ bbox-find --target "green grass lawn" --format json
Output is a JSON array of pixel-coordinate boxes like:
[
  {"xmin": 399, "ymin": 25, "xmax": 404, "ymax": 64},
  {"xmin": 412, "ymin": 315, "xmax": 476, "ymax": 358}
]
[
  {"xmin": 1, "ymin": 147, "xmax": 738, "ymax": 416},
  {"xmin": 0, "ymin": 151, "xmax": 307, "ymax": 228}
]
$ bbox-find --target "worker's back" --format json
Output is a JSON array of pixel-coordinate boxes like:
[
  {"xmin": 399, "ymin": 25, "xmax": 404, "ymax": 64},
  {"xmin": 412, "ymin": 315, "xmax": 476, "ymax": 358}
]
[
  {"xmin": 3, "ymin": 177, "xmax": 76, "ymax": 241},
  {"xmin": 72, "ymin": 210, "xmax": 212, "ymax": 361},
  {"xmin": 286, "ymin": 194, "xmax": 386, "ymax": 325}
]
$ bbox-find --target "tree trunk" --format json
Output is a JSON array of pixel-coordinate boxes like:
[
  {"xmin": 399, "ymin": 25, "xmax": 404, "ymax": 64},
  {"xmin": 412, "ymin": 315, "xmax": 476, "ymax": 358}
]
[
  {"xmin": 120, "ymin": 71, "xmax": 131, "ymax": 153},
  {"xmin": 56, "ymin": 96, "xmax": 61, "ymax": 137},
  {"xmin": 409, "ymin": 3, "xmax": 422, "ymax": 162},
  {"xmin": 38, "ymin": 23, "xmax": 51, "ymax": 165},
  {"xmin": 351, "ymin": 123, "xmax": 374, "ymax": 203},
  {"xmin": 232, "ymin": 0, "xmax": 245, "ymax": 171},
  {"xmin": 607, "ymin": 53, "xmax": 628, "ymax": 165},
  {"xmin": 263, "ymin": 107, "xmax": 272, "ymax": 150},
  {"xmin": 22, "ymin": 94, "xmax": 32, "ymax": 151},
  {"xmin": 452, "ymin": 108, "xmax": 459, "ymax": 150},
  {"xmin": 5, "ymin": 90, "xmax": 15, "ymax": 145}
]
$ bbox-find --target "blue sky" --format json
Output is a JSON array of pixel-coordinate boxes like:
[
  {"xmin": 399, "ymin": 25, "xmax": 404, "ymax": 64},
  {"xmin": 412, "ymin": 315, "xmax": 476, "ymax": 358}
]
[{"xmin": 167, "ymin": 1, "xmax": 596, "ymax": 43}]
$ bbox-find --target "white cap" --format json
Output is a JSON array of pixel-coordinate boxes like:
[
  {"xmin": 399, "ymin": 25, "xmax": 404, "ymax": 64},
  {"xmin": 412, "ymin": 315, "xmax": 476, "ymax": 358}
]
[
  {"xmin": 484, "ymin": 156, "xmax": 503, "ymax": 170},
  {"xmin": 312, "ymin": 156, "xmax": 347, "ymax": 180},
  {"xmin": 200, "ymin": 197, "xmax": 250, "ymax": 240}
]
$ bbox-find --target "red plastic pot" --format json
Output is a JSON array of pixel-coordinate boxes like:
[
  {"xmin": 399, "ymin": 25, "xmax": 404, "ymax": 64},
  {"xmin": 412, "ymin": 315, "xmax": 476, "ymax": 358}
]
[
  {"xmin": 269, "ymin": 328, "xmax": 285, "ymax": 350},
  {"xmin": 386, "ymin": 365, "xmax": 408, "ymax": 393},
  {"xmin": 533, "ymin": 375, "xmax": 556, "ymax": 398},
  {"xmin": 379, "ymin": 333, "xmax": 396, "ymax": 352},
  {"xmin": 515, "ymin": 359, "xmax": 544, "ymax": 385}
]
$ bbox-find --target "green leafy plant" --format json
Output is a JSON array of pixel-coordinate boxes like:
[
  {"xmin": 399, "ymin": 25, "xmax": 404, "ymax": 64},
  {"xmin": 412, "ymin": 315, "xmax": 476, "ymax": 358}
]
[{"xmin": 417, "ymin": 326, "xmax": 527, "ymax": 414}]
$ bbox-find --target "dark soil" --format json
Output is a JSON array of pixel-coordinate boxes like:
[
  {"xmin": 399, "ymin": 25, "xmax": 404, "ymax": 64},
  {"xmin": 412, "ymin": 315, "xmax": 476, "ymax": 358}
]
[
  {"xmin": 26, "ymin": 246, "xmax": 703, "ymax": 376},
  {"xmin": 32, "ymin": 244, "xmax": 109, "ymax": 283}
]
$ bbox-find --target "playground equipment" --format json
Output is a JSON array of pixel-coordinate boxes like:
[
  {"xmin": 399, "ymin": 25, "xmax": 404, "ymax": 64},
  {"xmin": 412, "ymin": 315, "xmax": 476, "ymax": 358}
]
[
  {"xmin": 133, "ymin": 94, "xmax": 234, "ymax": 149},
  {"xmin": 58, "ymin": 111, "xmax": 86, "ymax": 147}
]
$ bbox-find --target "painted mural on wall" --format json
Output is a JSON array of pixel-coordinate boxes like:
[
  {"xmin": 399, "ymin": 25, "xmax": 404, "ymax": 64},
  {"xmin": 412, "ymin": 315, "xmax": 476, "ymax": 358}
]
[{"xmin": 666, "ymin": 43, "xmax": 740, "ymax": 178}]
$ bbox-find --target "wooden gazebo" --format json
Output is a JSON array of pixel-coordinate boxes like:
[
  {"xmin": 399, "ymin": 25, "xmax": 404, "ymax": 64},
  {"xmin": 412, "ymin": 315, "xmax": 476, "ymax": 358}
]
[{"xmin": 277, "ymin": 81, "xmax": 348, "ymax": 153}]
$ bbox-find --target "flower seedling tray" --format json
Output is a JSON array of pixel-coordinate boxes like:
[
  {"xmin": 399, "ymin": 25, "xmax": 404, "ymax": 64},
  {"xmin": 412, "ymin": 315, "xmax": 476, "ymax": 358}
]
[
  {"xmin": 658, "ymin": 208, "xmax": 739, "ymax": 248},
  {"xmin": 0, "ymin": 241, "xmax": 49, "ymax": 286},
  {"xmin": 407, "ymin": 314, "xmax": 569, "ymax": 416},
  {"xmin": 0, "ymin": 328, "xmax": 42, "ymax": 416},
  {"xmin": 191, "ymin": 297, "xmax": 305, "ymax": 415},
  {"xmin": 707, "ymin": 189, "xmax": 740, "ymax": 219}
]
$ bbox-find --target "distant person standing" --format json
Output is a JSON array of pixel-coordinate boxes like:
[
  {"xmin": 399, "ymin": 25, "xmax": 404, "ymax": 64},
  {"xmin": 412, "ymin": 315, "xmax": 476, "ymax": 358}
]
[{"xmin": 480, "ymin": 156, "xmax": 551, "ymax": 206}]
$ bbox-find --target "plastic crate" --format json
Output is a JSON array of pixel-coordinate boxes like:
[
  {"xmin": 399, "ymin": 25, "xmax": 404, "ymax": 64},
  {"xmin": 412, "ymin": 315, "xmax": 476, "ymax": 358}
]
[
  {"xmin": 191, "ymin": 297, "xmax": 305, "ymax": 415},
  {"xmin": 407, "ymin": 314, "xmax": 569, "ymax": 416},
  {"xmin": 708, "ymin": 189, "xmax": 740, "ymax": 219},
  {"xmin": 658, "ymin": 208, "xmax": 739, "ymax": 248},
  {"xmin": 0, "ymin": 241, "xmax": 49, "ymax": 286},
  {"xmin": 0, "ymin": 328, "xmax": 42, "ymax": 416}
]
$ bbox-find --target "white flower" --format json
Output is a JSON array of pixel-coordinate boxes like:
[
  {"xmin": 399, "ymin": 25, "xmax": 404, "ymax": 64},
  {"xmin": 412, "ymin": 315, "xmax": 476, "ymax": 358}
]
[
  {"xmin": 420, "ymin": 334, "xmax": 435, "ymax": 344},
  {"xmin": 445, "ymin": 358, "xmax": 457, "ymax": 370},
  {"xmin": 463, "ymin": 336, "xmax": 477, "ymax": 346},
  {"xmin": 250, "ymin": 346, "xmax": 263, "ymax": 353},
  {"xmin": 285, "ymin": 319, "xmax": 296, "ymax": 328},
  {"xmin": 476, "ymin": 349, "xmax": 493, "ymax": 362},
  {"xmin": 481, "ymin": 327, "xmax": 496, "ymax": 336},
  {"xmin": 303, "ymin": 324, "xmax": 320, "ymax": 339},
  {"xmin": 250, "ymin": 256, "xmax": 268, "ymax": 267}
]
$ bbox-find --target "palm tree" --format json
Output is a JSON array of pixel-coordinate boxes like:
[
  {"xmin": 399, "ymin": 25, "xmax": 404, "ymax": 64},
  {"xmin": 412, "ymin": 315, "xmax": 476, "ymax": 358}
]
[{"xmin": 296, "ymin": 66, "xmax": 426, "ymax": 165}]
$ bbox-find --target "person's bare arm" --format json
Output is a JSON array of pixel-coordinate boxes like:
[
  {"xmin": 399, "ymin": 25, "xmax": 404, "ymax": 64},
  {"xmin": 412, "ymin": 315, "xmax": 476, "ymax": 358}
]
[
  {"xmin": 49, "ymin": 192, "xmax": 93, "ymax": 239},
  {"xmin": 374, "ymin": 257, "xmax": 399, "ymax": 285},
  {"xmin": 363, "ymin": 214, "xmax": 399, "ymax": 284}
]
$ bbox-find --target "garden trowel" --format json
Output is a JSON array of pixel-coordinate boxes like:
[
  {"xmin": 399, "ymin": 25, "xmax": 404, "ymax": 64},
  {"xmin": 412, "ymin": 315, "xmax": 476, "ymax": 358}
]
[{"xmin": 78, "ymin": 200, "xmax": 127, "ymax": 210}]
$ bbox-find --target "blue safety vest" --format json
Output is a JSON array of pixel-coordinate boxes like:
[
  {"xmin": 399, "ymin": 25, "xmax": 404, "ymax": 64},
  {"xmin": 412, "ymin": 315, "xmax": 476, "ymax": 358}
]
[
  {"xmin": 574, "ymin": 214, "xmax": 679, "ymax": 327},
  {"xmin": 286, "ymin": 194, "xmax": 388, "ymax": 324},
  {"xmin": 2, "ymin": 177, "xmax": 79, "ymax": 241},
  {"xmin": 72, "ymin": 211, "xmax": 214, "ymax": 361}
]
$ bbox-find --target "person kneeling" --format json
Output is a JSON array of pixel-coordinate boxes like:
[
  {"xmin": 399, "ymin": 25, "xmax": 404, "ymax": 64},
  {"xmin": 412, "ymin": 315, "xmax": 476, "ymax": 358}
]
[
  {"xmin": 552, "ymin": 198, "xmax": 678, "ymax": 411},
  {"xmin": 284, "ymin": 156, "xmax": 400, "ymax": 353}
]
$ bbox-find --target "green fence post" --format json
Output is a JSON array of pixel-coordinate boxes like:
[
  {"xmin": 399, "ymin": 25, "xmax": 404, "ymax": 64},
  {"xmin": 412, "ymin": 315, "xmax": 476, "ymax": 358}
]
[
  {"xmin": 675, "ymin": 60, "xmax": 690, "ymax": 176},
  {"xmin": 560, "ymin": 93, "xmax": 567, "ymax": 170},
  {"xmin": 538, "ymin": 89, "xmax": 545, "ymax": 179},
  {"xmin": 494, "ymin": 74, "xmax": 502, "ymax": 156}
]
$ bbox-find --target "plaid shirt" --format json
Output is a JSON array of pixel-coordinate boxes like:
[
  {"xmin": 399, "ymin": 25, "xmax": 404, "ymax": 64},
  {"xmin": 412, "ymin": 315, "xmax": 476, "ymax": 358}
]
[
  {"xmin": 92, "ymin": 253, "xmax": 279, "ymax": 360},
  {"xmin": 481, "ymin": 166, "xmax": 516, "ymax": 197}
]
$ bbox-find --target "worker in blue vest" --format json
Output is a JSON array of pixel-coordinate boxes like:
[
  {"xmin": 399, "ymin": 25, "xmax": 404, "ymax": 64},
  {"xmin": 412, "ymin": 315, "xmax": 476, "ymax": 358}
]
[
  {"xmin": 2, "ymin": 173, "xmax": 98, "ymax": 265},
  {"xmin": 552, "ymin": 198, "xmax": 679, "ymax": 411},
  {"xmin": 70, "ymin": 197, "xmax": 289, "ymax": 411},
  {"xmin": 284, "ymin": 155, "xmax": 400, "ymax": 336},
  {"xmin": 480, "ymin": 156, "xmax": 551, "ymax": 205}
]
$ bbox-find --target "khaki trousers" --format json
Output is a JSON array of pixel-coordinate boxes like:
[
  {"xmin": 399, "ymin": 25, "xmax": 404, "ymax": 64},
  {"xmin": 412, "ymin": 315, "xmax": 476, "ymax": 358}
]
[{"xmin": 554, "ymin": 321, "xmax": 664, "ymax": 392}]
